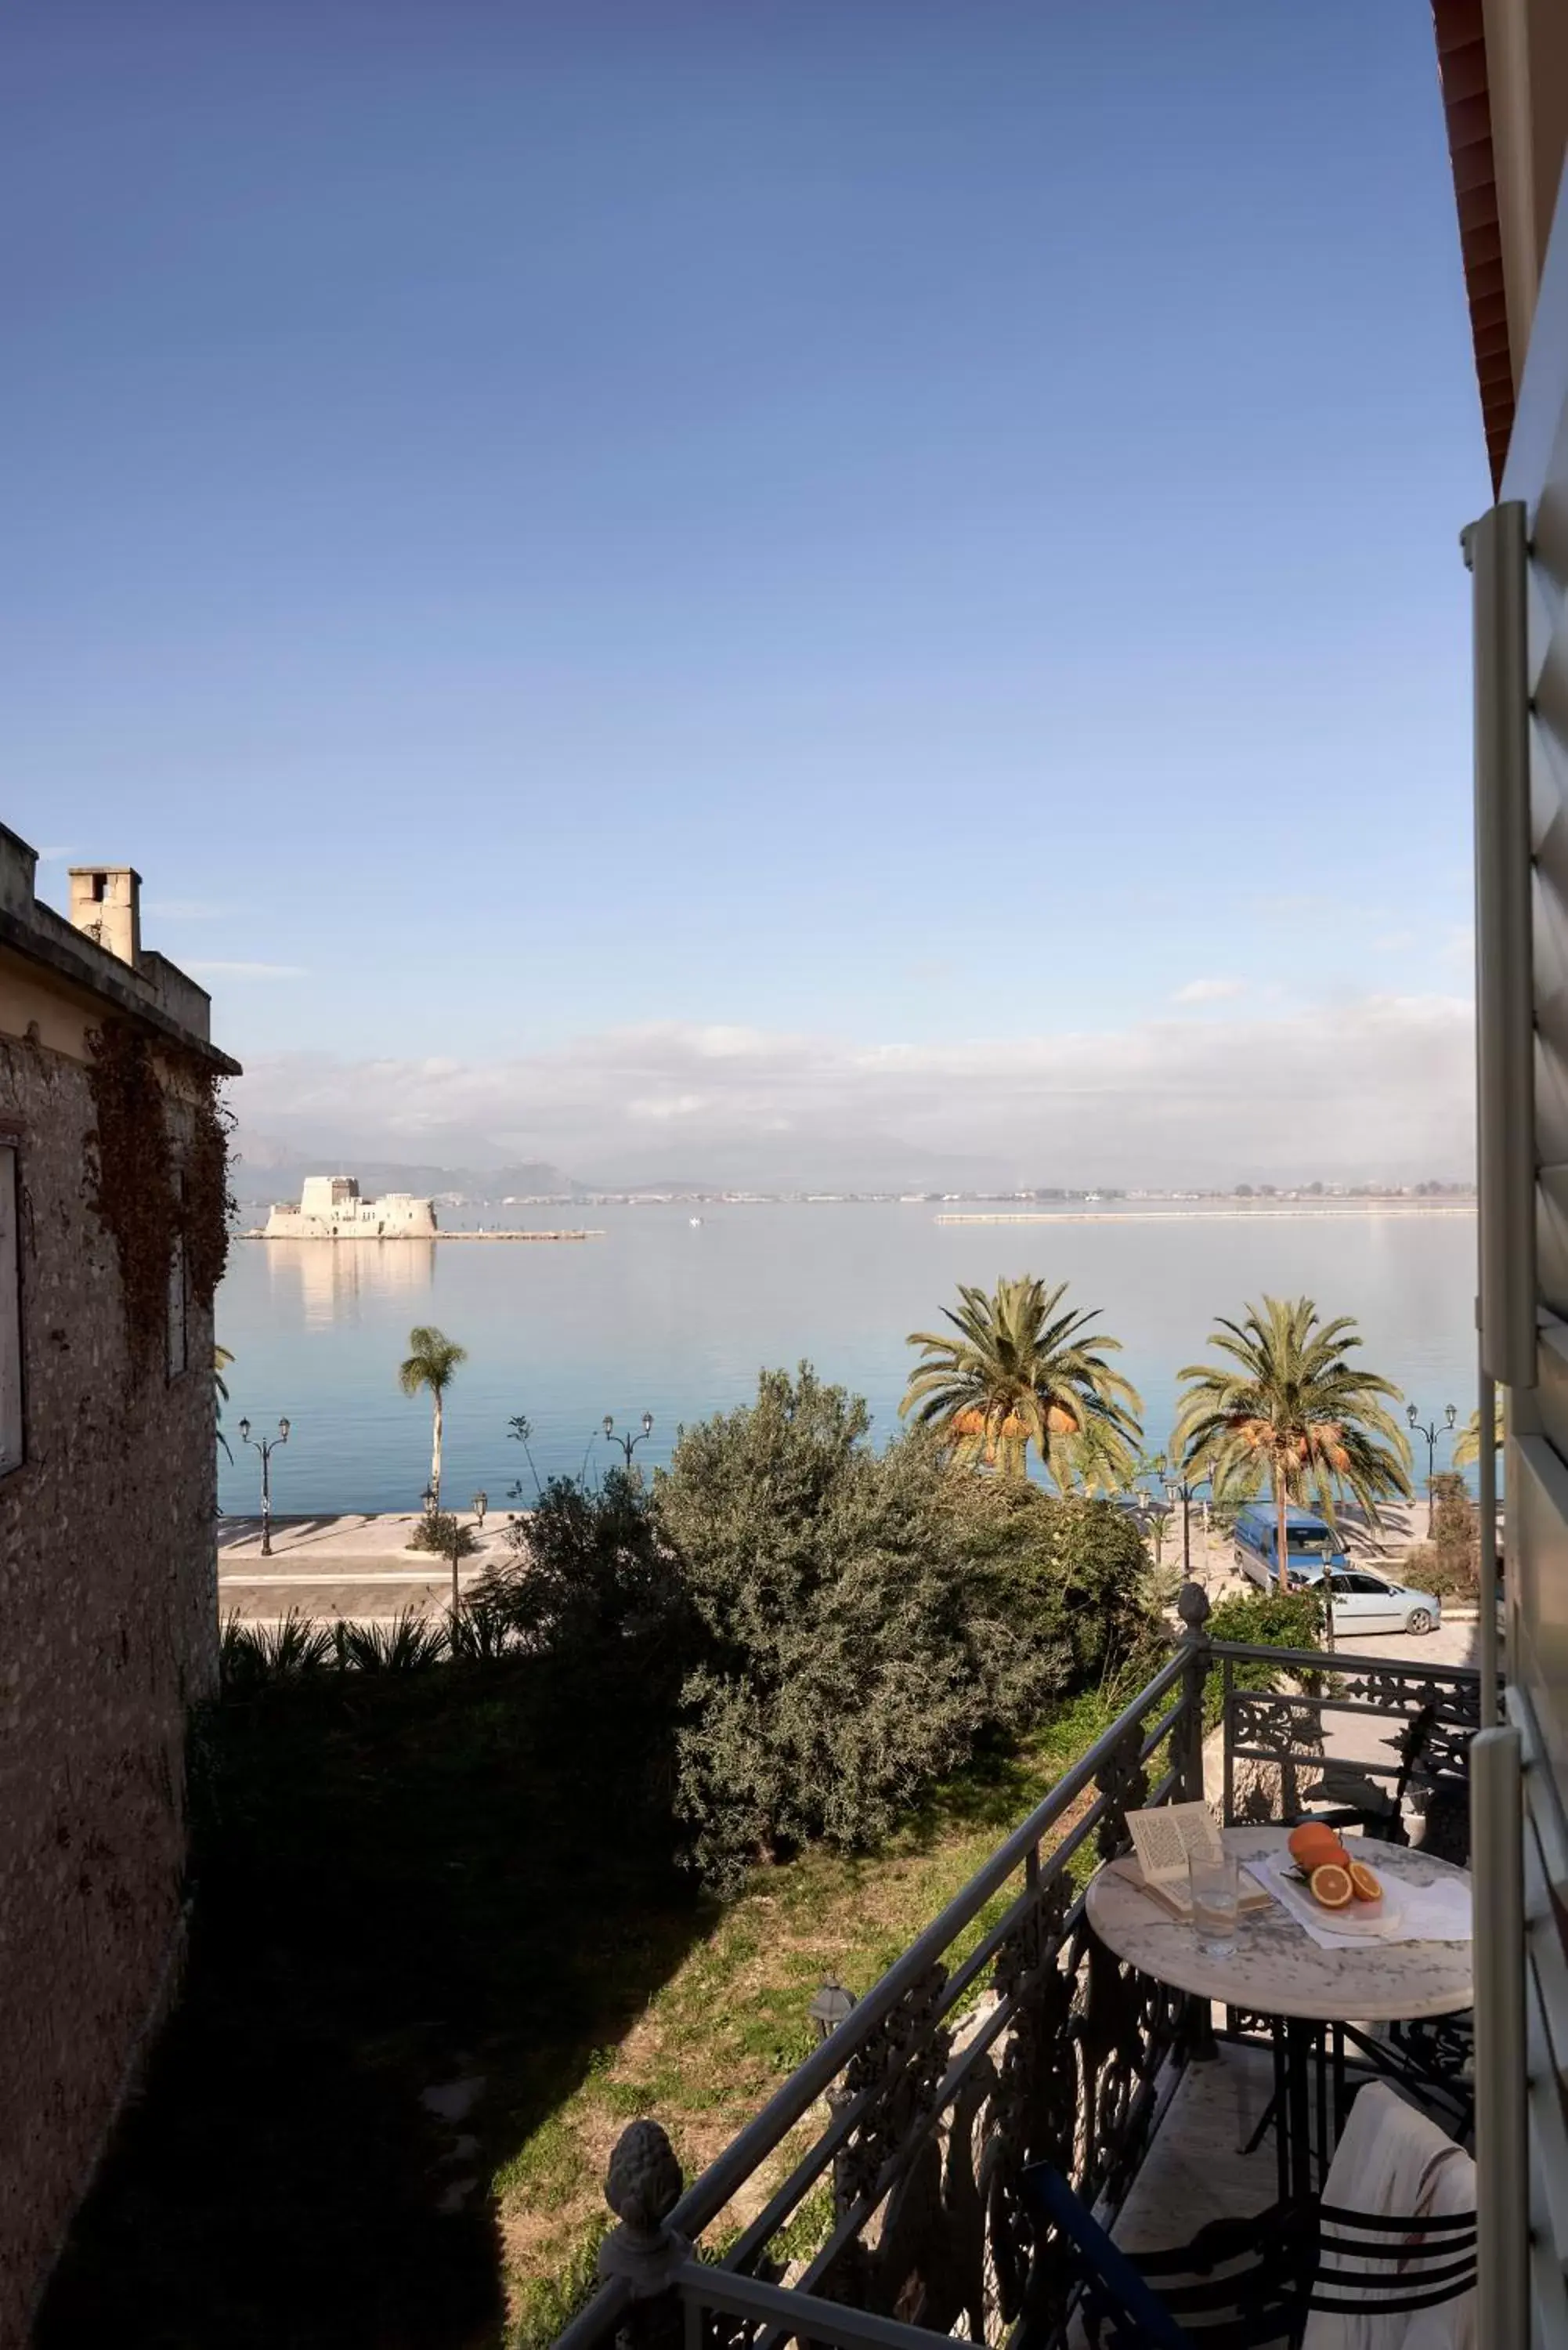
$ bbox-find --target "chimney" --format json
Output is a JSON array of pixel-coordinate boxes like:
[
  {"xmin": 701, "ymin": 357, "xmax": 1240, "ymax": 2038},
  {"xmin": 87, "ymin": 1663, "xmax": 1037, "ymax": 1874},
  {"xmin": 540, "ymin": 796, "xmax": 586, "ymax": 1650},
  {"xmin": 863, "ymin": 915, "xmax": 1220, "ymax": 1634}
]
[{"xmin": 68, "ymin": 866, "xmax": 143, "ymax": 967}]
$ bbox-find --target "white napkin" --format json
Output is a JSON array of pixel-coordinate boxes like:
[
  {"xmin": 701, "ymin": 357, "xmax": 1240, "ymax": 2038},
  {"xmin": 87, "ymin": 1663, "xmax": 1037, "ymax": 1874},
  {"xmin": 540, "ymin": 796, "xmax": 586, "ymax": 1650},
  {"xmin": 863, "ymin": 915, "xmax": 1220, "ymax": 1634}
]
[{"xmin": 1244, "ymin": 1848, "xmax": 1472, "ymax": 1950}]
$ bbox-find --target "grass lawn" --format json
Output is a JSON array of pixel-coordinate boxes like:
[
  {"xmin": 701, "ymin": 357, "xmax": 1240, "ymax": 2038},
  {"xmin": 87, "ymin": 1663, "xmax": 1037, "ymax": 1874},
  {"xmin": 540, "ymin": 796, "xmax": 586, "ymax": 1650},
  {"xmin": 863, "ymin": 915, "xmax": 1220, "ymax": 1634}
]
[
  {"xmin": 34, "ymin": 1661, "xmax": 1126, "ymax": 2350},
  {"xmin": 506, "ymin": 1684, "xmax": 1119, "ymax": 2345}
]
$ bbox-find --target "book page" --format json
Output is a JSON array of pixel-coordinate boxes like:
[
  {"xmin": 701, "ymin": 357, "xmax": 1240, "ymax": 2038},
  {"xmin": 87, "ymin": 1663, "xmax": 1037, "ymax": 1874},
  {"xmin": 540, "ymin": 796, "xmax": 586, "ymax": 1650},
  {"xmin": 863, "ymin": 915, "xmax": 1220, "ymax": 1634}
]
[{"xmin": 1125, "ymin": 1802, "xmax": 1221, "ymax": 1885}]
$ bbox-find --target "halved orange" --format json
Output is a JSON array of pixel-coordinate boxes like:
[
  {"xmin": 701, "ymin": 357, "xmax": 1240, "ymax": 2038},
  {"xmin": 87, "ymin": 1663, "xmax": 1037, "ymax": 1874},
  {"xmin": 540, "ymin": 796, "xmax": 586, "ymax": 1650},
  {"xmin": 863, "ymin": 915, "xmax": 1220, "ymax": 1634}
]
[
  {"xmin": 1348, "ymin": 1860, "xmax": 1383, "ymax": 1904},
  {"xmin": 1309, "ymin": 1863, "xmax": 1354, "ymax": 1910}
]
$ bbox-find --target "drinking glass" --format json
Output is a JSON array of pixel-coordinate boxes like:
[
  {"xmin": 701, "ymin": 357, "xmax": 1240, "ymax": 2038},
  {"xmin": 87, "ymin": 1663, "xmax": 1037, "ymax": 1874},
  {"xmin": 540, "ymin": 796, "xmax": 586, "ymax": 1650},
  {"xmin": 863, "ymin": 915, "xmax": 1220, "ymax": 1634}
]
[{"xmin": 1189, "ymin": 1849, "xmax": 1240, "ymax": 1958}]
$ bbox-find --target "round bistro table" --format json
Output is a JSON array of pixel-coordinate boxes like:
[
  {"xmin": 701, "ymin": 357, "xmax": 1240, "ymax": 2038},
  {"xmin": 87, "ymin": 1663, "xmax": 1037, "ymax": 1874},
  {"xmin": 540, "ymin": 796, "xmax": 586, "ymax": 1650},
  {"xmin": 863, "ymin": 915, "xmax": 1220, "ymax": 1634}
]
[{"xmin": 1085, "ymin": 1824, "xmax": 1474, "ymax": 2204}]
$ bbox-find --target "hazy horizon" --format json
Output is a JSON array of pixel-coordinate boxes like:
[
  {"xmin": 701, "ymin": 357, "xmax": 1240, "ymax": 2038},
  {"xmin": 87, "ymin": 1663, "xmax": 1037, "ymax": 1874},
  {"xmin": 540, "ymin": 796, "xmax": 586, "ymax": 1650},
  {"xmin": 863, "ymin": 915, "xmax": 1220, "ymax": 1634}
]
[{"xmin": 227, "ymin": 982, "xmax": 1473, "ymax": 1192}]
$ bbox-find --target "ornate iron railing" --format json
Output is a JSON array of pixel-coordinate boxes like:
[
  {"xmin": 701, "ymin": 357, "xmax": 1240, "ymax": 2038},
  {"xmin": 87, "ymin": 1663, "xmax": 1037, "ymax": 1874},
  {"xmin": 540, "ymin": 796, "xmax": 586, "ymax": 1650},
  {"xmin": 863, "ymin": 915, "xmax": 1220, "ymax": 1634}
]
[
  {"xmin": 1219, "ymin": 1643, "xmax": 1485, "ymax": 1842},
  {"xmin": 555, "ymin": 1618, "xmax": 1487, "ymax": 2350}
]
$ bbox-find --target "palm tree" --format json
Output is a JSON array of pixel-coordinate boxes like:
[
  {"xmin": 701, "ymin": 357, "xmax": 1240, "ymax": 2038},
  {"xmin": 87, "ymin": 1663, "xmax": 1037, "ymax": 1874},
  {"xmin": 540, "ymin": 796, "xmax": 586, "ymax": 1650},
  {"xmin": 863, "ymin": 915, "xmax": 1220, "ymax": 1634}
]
[
  {"xmin": 1453, "ymin": 1396, "xmax": 1505, "ymax": 1470},
  {"xmin": 900, "ymin": 1274, "xmax": 1143, "ymax": 1486},
  {"xmin": 1066, "ymin": 1417, "xmax": 1151, "ymax": 1499},
  {"xmin": 1172, "ymin": 1296, "xmax": 1411, "ymax": 1640},
  {"xmin": 398, "ymin": 1325, "xmax": 468, "ymax": 1507},
  {"xmin": 215, "ymin": 1343, "xmax": 234, "ymax": 1463}
]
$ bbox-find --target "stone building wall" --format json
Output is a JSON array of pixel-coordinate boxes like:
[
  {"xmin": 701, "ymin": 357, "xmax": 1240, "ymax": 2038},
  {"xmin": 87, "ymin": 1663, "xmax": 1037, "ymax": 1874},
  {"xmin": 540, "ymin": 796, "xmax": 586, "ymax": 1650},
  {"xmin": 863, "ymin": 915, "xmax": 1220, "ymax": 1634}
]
[{"xmin": 0, "ymin": 1023, "xmax": 219, "ymax": 2340}]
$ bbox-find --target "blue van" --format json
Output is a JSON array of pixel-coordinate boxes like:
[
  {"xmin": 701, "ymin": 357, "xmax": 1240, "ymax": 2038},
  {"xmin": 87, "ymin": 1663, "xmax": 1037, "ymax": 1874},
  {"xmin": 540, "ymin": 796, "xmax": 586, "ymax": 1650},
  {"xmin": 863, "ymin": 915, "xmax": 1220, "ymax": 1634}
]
[{"xmin": 1232, "ymin": 1503, "xmax": 1349, "ymax": 1590}]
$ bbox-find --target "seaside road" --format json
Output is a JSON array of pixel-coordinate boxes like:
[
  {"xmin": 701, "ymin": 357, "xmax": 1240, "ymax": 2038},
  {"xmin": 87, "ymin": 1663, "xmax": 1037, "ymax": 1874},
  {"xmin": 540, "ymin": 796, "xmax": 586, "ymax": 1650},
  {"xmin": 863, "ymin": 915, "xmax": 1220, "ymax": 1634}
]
[{"xmin": 217, "ymin": 1509, "xmax": 517, "ymax": 1624}]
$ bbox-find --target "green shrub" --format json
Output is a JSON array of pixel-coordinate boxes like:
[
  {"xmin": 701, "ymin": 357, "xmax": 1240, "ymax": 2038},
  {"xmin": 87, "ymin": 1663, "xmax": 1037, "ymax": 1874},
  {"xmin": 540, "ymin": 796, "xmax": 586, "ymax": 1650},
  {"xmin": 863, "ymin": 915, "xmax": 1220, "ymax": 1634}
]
[
  {"xmin": 1207, "ymin": 1586, "xmax": 1324, "ymax": 1654},
  {"xmin": 656, "ymin": 1366, "xmax": 1161, "ymax": 1890},
  {"xmin": 1204, "ymin": 1585, "xmax": 1325, "ymax": 1725},
  {"xmin": 1402, "ymin": 1474, "xmax": 1479, "ymax": 1597},
  {"xmin": 407, "ymin": 1509, "xmax": 480, "ymax": 1560},
  {"xmin": 480, "ymin": 1469, "xmax": 687, "ymax": 1667}
]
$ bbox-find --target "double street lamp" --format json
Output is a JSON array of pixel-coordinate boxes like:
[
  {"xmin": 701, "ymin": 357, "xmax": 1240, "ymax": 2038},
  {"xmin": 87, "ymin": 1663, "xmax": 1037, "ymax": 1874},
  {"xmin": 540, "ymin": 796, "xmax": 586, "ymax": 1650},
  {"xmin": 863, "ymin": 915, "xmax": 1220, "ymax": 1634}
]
[
  {"xmin": 1162, "ymin": 1470, "xmax": 1211, "ymax": 1582},
  {"xmin": 238, "ymin": 1415, "xmax": 290, "ymax": 1556},
  {"xmin": 1407, "ymin": 1401, "xmax": 1458, "ymax": 1525},
  {"xmin": 603, "ymin": 1412, "xmax": 655, "ymax": 1472}
]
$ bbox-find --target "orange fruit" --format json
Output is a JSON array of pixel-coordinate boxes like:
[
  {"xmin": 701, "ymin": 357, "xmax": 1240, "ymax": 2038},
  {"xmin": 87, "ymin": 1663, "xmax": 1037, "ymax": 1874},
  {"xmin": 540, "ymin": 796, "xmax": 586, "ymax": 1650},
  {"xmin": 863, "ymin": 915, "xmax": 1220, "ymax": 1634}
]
[
  {"xmin": 1309, "ymin": 1863, "xmax": 1354, "ymax": 1910},
  {"xmin": 1348, "ymin": 1860, "xmax": 1383, "ymax": 1904},
  {"xmin": 1289, "ymin": 1823, "xmax": 1348, "ymax": 1871}
]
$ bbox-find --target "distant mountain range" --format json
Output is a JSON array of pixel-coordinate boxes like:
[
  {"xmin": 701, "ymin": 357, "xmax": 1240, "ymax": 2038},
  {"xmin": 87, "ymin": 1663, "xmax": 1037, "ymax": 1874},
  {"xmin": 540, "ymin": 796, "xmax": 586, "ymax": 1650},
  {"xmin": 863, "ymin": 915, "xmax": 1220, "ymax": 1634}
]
[
  {"xmin": 231, "ymin": 1129, "xmax": 1474, "ymax": 1207},
  {"xmin": 232, "ymin": 1143, "xmax": 587, "ymax": 1204},
  {"xmin": 230, "ymin": 1126, "xmax": 1021, "ymax": 1200}
]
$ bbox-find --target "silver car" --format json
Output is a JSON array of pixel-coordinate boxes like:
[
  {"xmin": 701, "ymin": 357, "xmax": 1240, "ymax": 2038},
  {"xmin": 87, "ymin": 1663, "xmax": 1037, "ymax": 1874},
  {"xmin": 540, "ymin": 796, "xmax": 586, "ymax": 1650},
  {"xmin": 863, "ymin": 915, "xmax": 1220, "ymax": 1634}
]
[{"xmin": 1300, "ymin": 1564, "xmax": 1443, "ymax": 1637}]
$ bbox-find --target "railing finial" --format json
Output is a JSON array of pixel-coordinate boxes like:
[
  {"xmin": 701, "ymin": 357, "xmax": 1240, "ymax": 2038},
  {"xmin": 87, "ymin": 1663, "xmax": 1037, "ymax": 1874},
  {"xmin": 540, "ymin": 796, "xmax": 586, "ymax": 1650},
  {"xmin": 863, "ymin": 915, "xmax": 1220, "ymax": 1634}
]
[
  {"xmin": 598, "ymin": 2119, "xmax": 691, "ymax": 2294},
  {"xmin": 1177, "ymin": 1579, "xmax": 1212, "ymax": 1641}
]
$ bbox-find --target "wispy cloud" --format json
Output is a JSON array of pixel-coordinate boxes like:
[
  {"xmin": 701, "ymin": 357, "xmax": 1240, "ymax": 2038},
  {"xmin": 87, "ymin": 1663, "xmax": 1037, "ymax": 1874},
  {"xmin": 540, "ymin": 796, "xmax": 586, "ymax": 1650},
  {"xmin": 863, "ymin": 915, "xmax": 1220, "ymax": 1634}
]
[
  {"xmin": 187, "ymin": 960, "xmax": 308, "ymax": 980},
  {"xmin": 1172, "ymin": 977, "xmax": 1245, "ymax": 1004},
  {"xmin": 37, "ymin": 844, "xmax": 75, "ymax": 862},
  {"xmin": 144, "ymin": 898, "xmax": 230, "ymax": 920},
  {"xmin": 231, "ymin": 992, "xmax": 1474, "ymax": 1186}
]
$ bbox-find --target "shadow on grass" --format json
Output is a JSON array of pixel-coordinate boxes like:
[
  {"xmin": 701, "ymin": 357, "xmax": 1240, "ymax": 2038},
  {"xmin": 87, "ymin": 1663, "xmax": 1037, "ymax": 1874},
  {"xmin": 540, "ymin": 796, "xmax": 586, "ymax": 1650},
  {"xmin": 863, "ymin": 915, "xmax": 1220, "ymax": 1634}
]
[
  {"xmin": 889, "ymin": 1683, "xmax": 1134, "ymax": 1856},
  {"xmin": 35, "ymin": 1654, "xmax": 709, "ymax": 2350}
]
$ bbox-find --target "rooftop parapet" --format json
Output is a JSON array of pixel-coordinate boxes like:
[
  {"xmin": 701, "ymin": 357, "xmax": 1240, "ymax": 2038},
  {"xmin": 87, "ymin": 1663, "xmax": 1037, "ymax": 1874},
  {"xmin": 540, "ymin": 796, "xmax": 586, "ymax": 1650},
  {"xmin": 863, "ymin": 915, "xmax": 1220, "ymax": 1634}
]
[{"xmin": 0, "ymin": 821, "xmax": 234, "ymax": 1066}]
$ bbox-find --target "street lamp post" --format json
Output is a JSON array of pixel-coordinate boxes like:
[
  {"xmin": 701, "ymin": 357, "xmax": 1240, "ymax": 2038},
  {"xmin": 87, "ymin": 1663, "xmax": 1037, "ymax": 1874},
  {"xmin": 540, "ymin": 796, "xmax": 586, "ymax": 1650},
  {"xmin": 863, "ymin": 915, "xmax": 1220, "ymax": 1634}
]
[
  {"xmin": 238, "ymin": 1416, "xmax": 291, "ymax": 1557},
  {"xmin": 603, "ymin": 1412, "xmax": 655, "ymax": 1473},
  {"xmin": 1162, "ymin": 1473, "xmax": 1209, "ymax": 1583},
  {"xmin": 1407, "ymin": 1401, "xmax": 1458, "ymax": 1530},
  {"xmin": 809, "ymin": 1977, "xmax": 858, "ymax": 2213},
  {"xmin": 471, "ymin": 1491, "xmax": 488, "ymax": 1531},
  {"xmin": 808, "ymin": 1977, "xmax": 856, "ymax": 2043}
]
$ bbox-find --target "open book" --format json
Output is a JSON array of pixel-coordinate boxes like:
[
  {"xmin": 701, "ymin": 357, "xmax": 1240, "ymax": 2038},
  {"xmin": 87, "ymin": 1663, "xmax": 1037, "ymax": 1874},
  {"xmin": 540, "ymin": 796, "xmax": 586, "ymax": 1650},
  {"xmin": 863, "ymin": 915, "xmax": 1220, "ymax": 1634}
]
[{"xmin": 1111, "ymin": 1802, "xmax": 1272, "ymax": 1921}]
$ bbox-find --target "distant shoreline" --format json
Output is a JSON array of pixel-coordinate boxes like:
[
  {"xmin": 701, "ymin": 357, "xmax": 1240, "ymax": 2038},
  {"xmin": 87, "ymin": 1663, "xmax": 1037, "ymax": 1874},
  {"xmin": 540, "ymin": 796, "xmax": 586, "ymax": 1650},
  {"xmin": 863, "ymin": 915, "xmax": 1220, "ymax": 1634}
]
[
  {"xmin": 935, "ymin": 1202, "xmax": 1476, "ymax": 1225},
  {"xmin": 240, "ymin": 1229, "xmax": 605, "ymax": 1242}
]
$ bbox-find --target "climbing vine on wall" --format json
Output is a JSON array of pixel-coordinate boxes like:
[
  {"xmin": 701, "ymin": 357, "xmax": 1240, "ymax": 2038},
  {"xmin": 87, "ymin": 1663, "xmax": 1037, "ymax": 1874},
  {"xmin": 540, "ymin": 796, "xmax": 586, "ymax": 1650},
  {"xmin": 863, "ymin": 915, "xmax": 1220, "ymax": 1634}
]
[
  {"xmin": 181, "ymin": 1055, "xmax": 235, "ymax": 1308},
  {"xmin": 85, "ymin": 1021, "xmax": 233, "ymax": 1374}
]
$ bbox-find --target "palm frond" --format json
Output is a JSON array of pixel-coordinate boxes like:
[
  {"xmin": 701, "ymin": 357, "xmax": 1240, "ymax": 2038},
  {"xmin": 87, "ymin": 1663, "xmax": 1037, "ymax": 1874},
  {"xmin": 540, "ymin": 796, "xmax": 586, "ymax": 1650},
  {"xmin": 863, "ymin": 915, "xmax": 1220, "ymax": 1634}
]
[
  {"xmin": 1452, "ymin": 1397, "xmax": 1504, "ymax": 1470},
  {"xmin": 398, "ymin": 1323, "xmax": 468, "ymax": 1396},
  {"xmin": 900, "ymin": 1272, "xmax": 1142, "ymax": 1488},
  {"xmin": 1175, "ymin": 1293, "xmax": 1412, "ymax": 1546}
]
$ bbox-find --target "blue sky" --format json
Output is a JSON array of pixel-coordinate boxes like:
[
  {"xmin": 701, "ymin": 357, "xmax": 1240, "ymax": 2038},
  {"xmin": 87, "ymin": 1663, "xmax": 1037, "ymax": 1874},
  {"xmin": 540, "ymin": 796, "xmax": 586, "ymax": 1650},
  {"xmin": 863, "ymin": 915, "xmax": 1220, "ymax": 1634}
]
[{"xmin": 3, "ymin": 5, "xmax": 1487, "ymax": 1178}]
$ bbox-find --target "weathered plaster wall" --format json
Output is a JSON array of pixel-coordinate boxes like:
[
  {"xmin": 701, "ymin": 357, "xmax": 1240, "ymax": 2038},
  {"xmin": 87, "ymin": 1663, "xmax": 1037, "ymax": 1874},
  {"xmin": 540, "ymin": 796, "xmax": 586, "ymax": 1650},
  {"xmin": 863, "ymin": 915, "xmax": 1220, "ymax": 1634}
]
[{"xmin": 0, "ymin": 1024, "xmax": 218, "ymax": 2341}]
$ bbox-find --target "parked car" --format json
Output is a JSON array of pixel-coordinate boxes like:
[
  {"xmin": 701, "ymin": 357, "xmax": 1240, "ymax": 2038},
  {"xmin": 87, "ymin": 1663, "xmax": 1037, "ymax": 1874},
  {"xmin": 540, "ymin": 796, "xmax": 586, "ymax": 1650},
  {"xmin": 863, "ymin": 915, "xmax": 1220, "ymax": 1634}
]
[
  {"xmin": 1232, "ymin": 1502, "xmax": 1349, "ymax": 1591},
  {"xmin": 1294, "ymin": 1563, "xmax": 1443, "ymax": 1637}
]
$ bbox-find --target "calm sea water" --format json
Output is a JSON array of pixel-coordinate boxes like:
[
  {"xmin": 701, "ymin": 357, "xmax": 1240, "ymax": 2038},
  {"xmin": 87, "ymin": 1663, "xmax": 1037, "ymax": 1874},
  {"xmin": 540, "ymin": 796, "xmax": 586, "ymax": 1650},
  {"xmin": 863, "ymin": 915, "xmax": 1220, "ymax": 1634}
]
[{"xmin": 213, "ymin": 1206, "xmax": 1481, "ymax": 1517}]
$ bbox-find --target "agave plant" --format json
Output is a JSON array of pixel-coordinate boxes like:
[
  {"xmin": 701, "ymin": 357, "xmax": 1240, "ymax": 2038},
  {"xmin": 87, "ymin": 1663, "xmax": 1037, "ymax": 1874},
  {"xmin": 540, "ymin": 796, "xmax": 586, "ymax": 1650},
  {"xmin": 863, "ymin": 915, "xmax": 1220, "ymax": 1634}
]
[
  {"xmin": 219, "ymin": 1607, "xmax": 334, "ymax": 1691},
  {"xmin": 900, "ymin": 1274, "xmax": 1142, "ymax": 1486},
  {"xmin": 338, "ymin": 1610, "xmax": 450, "ymax": 1673},
  {"xmin": 447, "ymin": 1596, "xmax": 515, "ymax": 1663}
]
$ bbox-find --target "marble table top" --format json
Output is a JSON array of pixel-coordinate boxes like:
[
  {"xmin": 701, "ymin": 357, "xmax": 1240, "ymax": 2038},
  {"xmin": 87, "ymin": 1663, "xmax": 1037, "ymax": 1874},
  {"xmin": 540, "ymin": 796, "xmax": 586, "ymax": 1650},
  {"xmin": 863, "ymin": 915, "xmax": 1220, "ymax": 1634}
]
[{"xmin": 1085, "ymin": 1825, "xmax": 1473, "ymax": 2023}]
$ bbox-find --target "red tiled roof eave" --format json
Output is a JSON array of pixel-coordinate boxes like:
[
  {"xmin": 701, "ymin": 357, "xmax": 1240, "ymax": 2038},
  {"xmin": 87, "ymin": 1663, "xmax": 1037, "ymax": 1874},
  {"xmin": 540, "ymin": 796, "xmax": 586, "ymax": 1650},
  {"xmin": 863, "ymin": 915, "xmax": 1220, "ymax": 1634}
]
[{"xmin": 1433, "ymin": 0, "xmax": 1514, "ymax": 491}]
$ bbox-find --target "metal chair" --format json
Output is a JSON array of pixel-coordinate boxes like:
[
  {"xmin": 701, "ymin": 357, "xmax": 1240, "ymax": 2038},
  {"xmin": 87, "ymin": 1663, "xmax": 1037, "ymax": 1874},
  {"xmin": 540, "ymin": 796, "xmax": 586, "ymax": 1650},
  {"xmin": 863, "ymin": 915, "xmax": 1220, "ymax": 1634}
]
[
  {"xmin": 1297, "ymin": 1705, "xmax": 1438, "ymax": 1845},
  {"xmin": 1020, "ymin": 2163, "xmax": 1476, "ymax": 2348}
]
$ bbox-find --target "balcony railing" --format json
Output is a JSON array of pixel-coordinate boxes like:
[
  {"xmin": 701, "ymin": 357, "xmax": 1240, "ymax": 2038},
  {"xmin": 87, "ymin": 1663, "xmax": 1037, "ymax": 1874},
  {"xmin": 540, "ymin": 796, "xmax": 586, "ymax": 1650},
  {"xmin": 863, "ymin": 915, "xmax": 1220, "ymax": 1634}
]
[{"xmin": 555, "ymin": 1607, "xmax": 1487, "ymax": 2350}]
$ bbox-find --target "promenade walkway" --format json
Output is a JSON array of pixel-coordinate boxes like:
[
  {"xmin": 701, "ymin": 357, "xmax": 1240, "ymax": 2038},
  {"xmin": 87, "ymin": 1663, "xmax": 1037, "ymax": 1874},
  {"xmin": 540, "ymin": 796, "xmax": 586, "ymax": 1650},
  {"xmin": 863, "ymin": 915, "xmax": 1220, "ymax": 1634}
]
[{"xmin": 217, "ymin": 1509, "xmax": 515, "ymax": 1623}]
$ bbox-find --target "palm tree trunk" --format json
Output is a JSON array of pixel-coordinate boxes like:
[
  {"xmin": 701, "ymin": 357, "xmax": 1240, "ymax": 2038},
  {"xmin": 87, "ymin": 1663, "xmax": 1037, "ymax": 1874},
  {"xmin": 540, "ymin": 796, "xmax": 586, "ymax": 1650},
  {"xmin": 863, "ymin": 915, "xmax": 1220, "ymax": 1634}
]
[
  {"xmin": 432, "ymin": 1388, "xmax": 443, "ymax": 1508},
  {"xmin": 1275, "ymin": 1469, "xmax": 1288, "ymax": 1596}
]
